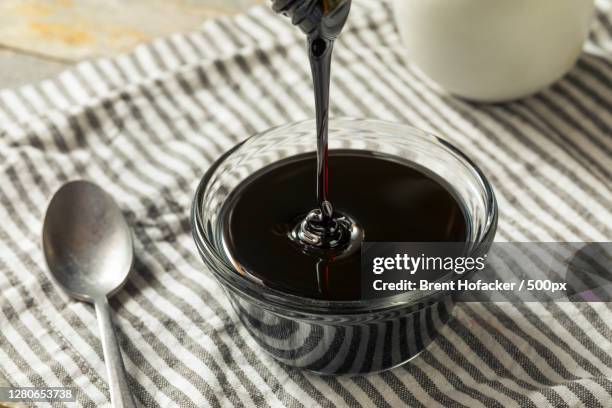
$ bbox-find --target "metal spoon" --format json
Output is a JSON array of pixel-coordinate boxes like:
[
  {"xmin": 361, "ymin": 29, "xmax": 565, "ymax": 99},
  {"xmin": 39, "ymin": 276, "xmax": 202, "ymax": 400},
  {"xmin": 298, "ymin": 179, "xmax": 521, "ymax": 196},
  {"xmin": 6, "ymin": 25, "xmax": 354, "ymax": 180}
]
[{"xmin": 42, "ymin": 180, "xmax": 137, "ymax": 408}]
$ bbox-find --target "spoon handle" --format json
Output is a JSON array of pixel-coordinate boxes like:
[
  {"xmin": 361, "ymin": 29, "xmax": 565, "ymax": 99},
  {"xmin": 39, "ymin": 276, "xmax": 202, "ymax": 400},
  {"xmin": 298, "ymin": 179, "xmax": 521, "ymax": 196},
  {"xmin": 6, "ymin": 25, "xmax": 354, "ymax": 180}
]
[{"xmin": 95, "ymin": 297, "xmax": 137, "ymax": 408}]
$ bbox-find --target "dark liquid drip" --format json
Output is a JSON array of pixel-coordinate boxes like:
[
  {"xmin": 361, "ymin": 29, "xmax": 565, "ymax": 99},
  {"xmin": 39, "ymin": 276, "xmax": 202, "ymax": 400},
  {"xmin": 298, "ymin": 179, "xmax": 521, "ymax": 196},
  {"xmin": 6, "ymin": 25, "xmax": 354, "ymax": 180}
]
[
  {"xmin": 272, "ymin": 0, "xmax": 354, "ymax": 253},
  {"xmin": 222, "ymin": 151, "xmax": 468, "ymax": 300},
  {"xmin": 221, "ymin": 2, "xmax": 466, "ymax": 300}
]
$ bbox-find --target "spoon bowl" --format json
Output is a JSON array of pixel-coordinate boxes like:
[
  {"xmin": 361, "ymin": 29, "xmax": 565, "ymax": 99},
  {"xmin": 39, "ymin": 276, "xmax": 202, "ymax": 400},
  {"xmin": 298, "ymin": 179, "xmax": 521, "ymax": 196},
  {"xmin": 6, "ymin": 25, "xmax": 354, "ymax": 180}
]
[{"xmin": 43, "ymin": 180, "xmax": 133, "ymax": 301}]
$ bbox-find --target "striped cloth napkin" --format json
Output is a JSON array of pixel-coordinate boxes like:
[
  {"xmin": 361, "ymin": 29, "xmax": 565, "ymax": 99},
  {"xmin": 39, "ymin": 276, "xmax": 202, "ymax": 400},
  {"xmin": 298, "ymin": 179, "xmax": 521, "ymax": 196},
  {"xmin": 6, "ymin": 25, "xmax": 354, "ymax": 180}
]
[{"xmin": 1, "ymin": 1, "xmax": 611, "ymax": 407}]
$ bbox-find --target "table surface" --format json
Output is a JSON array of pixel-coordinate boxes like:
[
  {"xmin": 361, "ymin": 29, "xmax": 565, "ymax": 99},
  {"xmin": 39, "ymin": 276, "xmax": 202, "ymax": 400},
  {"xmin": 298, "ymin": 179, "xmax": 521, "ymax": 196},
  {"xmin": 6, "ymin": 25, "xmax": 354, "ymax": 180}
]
[{"xmin": 0, "ymin": 0, "xmax": 262, "ymax": 89}]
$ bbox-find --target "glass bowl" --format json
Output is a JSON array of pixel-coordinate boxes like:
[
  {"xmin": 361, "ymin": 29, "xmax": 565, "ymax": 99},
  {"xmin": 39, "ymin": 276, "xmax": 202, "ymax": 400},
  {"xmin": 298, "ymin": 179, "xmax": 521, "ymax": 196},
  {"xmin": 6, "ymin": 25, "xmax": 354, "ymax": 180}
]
[{"xmin": 192, "ymin": 118, "xmax": 497, "ymax": 374}]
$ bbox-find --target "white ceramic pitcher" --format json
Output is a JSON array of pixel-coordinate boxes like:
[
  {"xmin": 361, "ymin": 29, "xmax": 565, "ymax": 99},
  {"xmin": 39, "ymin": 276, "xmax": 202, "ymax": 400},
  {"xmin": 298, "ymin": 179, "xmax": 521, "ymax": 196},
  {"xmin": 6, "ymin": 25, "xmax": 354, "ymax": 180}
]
[{"xmin": 393, "ymin": 0, "xmax": 595, "ymax": 102}]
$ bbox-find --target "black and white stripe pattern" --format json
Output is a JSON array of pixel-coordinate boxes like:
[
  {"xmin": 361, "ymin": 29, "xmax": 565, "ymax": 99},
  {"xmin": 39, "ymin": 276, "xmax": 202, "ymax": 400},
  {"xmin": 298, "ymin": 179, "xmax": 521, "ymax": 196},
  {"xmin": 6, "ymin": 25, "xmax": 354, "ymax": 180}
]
[{"xmin": 0, "ymin": 0, "xmax": 611, "ymax": 406}]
